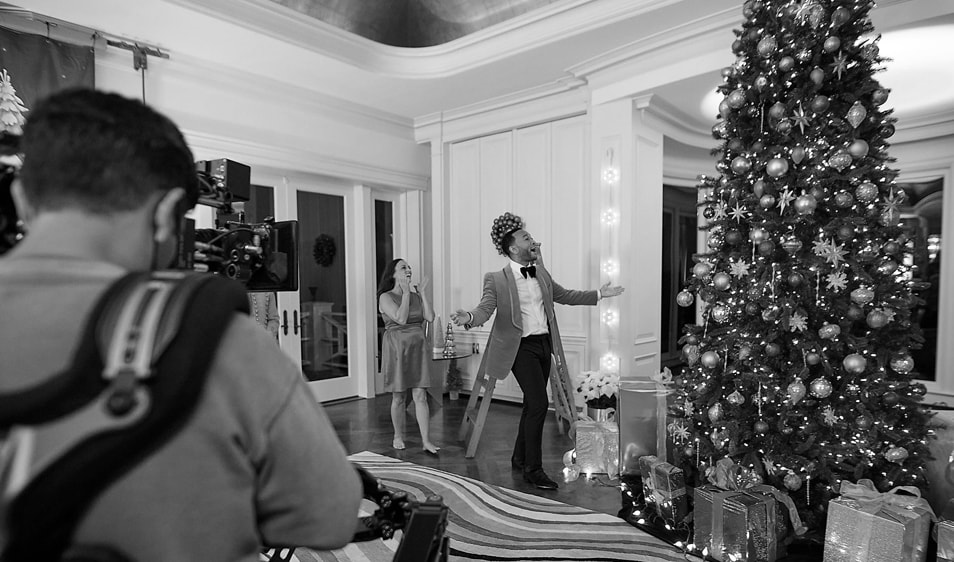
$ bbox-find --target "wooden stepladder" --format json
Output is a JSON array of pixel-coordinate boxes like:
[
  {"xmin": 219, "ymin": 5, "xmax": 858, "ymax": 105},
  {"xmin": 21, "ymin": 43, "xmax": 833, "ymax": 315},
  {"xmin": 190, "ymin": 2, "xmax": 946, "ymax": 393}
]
[{"xmin": 458, "ymin": 353, "xmax": 579, "ymax": 458}]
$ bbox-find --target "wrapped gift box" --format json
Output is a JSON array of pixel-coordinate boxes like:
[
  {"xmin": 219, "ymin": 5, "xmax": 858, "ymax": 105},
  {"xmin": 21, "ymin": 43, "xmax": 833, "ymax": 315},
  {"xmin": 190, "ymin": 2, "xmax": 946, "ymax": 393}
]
[
  {"xmin": 651, "ymin": 460, "xmax": 688, "ymax": 525},
  {"xmin": 938, "ymin": 519, "xmax": 954, "ymax": 562},
  {"xmin": 637, "ymin": 455, "xmax": 659, "ymax": 508},
  {"xmin": 574, "ymin": 420, "xmax": 618, "ymax": 475},
  {"xmin": 710, "ymin": 491, "xmax": 778, "ymax": 562},
  {"xmin": 925, "ymin": 408, "xmax": 954, "ymax": 515},
  {"xmin": 822, "ymin": 480, "xmax": 933, "ymax": 562},
  {"xmin": 693, "ymin": 484, "xmax": 730, "ymax": 554}
]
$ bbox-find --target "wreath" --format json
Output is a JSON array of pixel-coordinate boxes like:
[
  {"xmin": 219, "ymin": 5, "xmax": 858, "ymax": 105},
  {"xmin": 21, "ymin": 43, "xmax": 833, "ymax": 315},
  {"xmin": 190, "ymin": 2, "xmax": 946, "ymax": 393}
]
[{"xmin": 312, "ymin": 234, "xmax": 336, "ymax": 267}]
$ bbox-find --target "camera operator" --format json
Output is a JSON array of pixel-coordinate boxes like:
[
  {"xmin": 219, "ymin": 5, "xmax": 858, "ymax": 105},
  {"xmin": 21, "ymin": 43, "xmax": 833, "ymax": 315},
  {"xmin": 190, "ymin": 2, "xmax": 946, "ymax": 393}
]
[{"xmin": 0, "ymin": 88, "xmax": 361, "ymax": 560}]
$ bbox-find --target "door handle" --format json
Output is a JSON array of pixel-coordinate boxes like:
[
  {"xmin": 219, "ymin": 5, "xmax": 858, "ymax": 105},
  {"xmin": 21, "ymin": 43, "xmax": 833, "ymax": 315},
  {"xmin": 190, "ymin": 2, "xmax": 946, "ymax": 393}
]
[
  {"xmin": 282, "ymin": 309, "xmax": 289, "ymax": 336},
  {"xmin": 293, "ymin": 310, "xmax": 300, "ymax": 335}
]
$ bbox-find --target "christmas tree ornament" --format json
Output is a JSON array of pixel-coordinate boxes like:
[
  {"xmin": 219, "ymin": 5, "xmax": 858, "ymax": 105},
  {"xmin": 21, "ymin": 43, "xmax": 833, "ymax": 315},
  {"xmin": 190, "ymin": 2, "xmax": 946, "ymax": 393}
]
[
  {"xmin": 759, "ymin": 194, "xmax": 777, "ymax": 210},
  {"xmin": 794, "ymin": 194, "xmax": 817, "ymax": 215},
  {"xmin": 693, "ymin": 262, "xmax": 711, "ymax": 278},
  {"xmin": 806, "ymin": 352, "xmax": 821, "ymax": 365},
  {"xmin": 737, "ymin": 345, "xmax": 752, "ymax": 359},
  {"xmin": 754, "ymin": 74, "xmax": 769, "ymax": 91},
  {"xmin": 776, "ymin": 118, "xmax": 792, "ymax": 135},
  {"xmin": 725, "ymin": 229, "xmax": 742, "ymax": 245},
  {"xmin": 712, "ymin": 121, "xmax": 729, "ymax": 138},
  {"xmin": 721, "ymin": 65, "xmax": 737, "ymax": 79},
  {"xmin": 810, "ymin": 377, "xmax": 833, "ymax": 398},
  {"xmin": 762, "ymin": 305, "xmax": 781, "ymax": 321},
  {"xmin": 831, "ymin": 5, "xmax": 850, "ymax": 26},
  {"xmin": 757, "ymin": 35, "xmax": 777, "ymax": 57},
  {"xmin": 890, "ymin": 354, "xmax": 914, "ymax": 374},
  {"xmin": 718, "ymin": 99, "xmax": 731, "ymax": 117},
  {"xmin": 745, "ymin": 302, "xmax": 760, "ymax": 315},
  {"xmin": 796, "ymin": 48, "xmax": 812, "ymax": 62},
  {"xmin": 818, "ymin": 323, "xmax": 841, "ymax": 339},
  {"xmin": 878, "ymin": 258, "xmax": 898, "ymax": 274},
  {"xmin": 861, "ymin": 42, "xmax": 880, "ymax": 61},
  {"xmin": 866, "ymin": 309, "xmax": 889, "ymax": 328},
  {"xmin": 701, "ymin": 351, "xmax": 721, "ymax": 368},
  {"xmin": 846, "ymin": 304, "xmax": 865, "ymax": 321},
  {"xmin": 768, "ymin": 102, "xmax": 786, "ymax": 119},
  {"xmin": 884, "ymin": 447, "xmax": 909, "ymax": 463},
  {"xmin": 712, "ymin": 305, "xmax": 730, "ymax": 323},
  {"xmin": 823, "ymin": 36, "xmax": 841, "ymax": 53},
  {"xmin": 842, "ymin": 353, "xmax": 867, "ymax": 373},
  {"xmin": 811, "ymin": 94, "xmax": 830, "ymax": 113},
  {"xmin": 846, "ymin": 101, "xmax": 868, "ymax": 128},
  {"xmin": 684, "ymin": 444, "xmax": 695, "ymax": 457},
  {"xmin": 788, "ymin": 272, "xmax": 804, "ymax": 287},
  {"xmin": 788, "ymin": 380, "xmax": 807, "ymax": 404},
  {"xmin": 749, "ymin": 227, "xmax": 768, "ymax": 243},
  {"xmin": 883, "ymin": 391, "xmax": 899, "ymax": 406},
  {"xmin": 810, "ymin": 66, "xmax": 825, "ymax": 85},
  {"xmin": 727, "ymin": 89, "xmax": 746, "ymax": 108},
  {"xmin": 879, "ymin": 122, "xmax": 895, "ymax": 138},
  {"xmin": 703, "ymin": 206, "xmax": 716, "ymax": 219},
  {"xmin": 754, "ymin": 420, "xmax": 769, "ymax": 434},
  {"xmin": 836, "ymin": 225, "xmax": 854, "ymax": 240},
  {"xmin": 753, "ymin": 179, "xmax": 765, "ymax": 197},
  {"xmin": 784, "ymin": 472, "xmax": 803, "ymax": 491},
  {"xmin": 848, "ymin": 139, "xmax": 869, "ymax": 159},
  {"xmin": 731, "ymin": 155, "xmax": 752, "ymax": 174},
  {"xmin": 766, "ymin": 157, "xmax": 789, "ymax": 178},
  {"xmin": 781, "ymin": 235, "xmax": 803, "ymax": 254},
  {"xmin": 791, "ymin": 145, "xmax": 806, "ymax": 163},
  {"xmin": 712, "ymin": 272, "xmax": 732, "ymax": 291},
  {"xmin": 708, "ymin": 402, "xmax": 724, "ymax": 422},
  {"xmin": 879, "ymin": 207, "xmax": 900, "ymax": 227},
  {"xmin": 683, "ymin": 344, "xmax": 700, "ymax": 365},
  {"xmin": 827, "ymin": 151, "xmax": 852, "ymax": 171},
  {"xmin": 727, "ymin": 137, "xmax": 744, "ymax": 152},
  {"xmin": 758, "ymin": 240, "xmax": 775, "ymax": 256},
  {"xmin": 676, "ymin": 290, "xmax": 694, "ymax": 307},
  {"xmin": 778, "ymin": 55, "xmax": 795, "ymax": 72},
  {"xmin": 855, "ymin": 414, "xmax": 872, "ymax": 429},
  {"xmin": 727, "ymin": 390, "xmax": 745, "ymax": 405},
  {"xmin": 765, "ymin": 342, "xmax": 781, "ymax": 356},
  {"xmin": 871, "ymin": 88, "xmax": 890, "ymax": 105},
  {"xmin": 808, "ymin": 4, "xmax": 825, "ymax": 27},
  {"xmin": 833, "ymin": 191, "xmax": 854, "ymax": 208},
  {"xmin": 850, "ymin": 287, "xmax": 874, "ymax": 304},
  {"xmin": 855, "ymin": 182, "xmax": 878, "ymax": 202}
]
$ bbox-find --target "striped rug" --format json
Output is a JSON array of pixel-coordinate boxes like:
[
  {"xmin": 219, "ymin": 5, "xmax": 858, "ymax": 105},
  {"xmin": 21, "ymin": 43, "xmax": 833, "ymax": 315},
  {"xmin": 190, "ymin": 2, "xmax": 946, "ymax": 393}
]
[{"xmin": 286, "ymin": 451, "xmax": 685, "ymax": 562}]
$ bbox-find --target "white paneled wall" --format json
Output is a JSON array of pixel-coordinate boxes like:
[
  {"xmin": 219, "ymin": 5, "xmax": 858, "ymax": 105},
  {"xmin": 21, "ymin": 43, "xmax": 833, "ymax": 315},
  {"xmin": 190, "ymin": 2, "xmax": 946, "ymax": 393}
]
[{"xmin": 447, "ymin": 115, "xmax": 592, "ymax": 402}]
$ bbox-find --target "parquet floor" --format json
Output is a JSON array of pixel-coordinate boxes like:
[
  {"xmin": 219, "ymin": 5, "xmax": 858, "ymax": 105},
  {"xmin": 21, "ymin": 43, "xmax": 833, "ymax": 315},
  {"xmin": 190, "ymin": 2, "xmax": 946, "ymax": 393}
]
[{"xmin": 324, "ymin": 393, "xmax": 621, "ymax": 516}]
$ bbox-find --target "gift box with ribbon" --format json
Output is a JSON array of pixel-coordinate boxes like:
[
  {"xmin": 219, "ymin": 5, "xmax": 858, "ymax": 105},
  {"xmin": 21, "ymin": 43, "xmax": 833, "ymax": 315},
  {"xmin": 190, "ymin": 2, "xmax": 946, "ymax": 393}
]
[
  {"xmin": 637, "ymin": 455, "xmax": 659, "ymax": 508},
  {"xmin": 822, "ymin": 479, "xmax": 935, "ymax": 562},
  {"xmin": 651, "ymin": 459, "xmax": 688, "ymax": 525},
  {"xmin": 711, "ymin": 490, "xmax": 778, "ymax": 562},
  {"xmin": 574, "ymin": 420, "xmax": 619, "ymax": 476},
  {"xmin": 693, "ymin": 484, "xmax": 732, "ymax": 554},
  {"xmin": 936, "ymin": 499, "xmax": 954, "ymax": 562},
  {"xmin": 619, "ymin": 370, "xmax": 674, "ymax": 476}
]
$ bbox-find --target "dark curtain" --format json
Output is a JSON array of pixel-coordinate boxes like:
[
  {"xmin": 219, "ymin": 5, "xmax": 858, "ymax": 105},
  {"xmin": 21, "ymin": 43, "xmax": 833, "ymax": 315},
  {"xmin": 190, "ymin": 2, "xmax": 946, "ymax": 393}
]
[{"xmin": 0, "ymin": 26, "xmax": 95, "ymax": 111}]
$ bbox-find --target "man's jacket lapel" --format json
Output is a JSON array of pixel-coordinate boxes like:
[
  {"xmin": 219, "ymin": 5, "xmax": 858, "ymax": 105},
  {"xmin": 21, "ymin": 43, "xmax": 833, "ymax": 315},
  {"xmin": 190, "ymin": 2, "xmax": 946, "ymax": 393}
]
[{"xmin": 502, "ymin": 266, "xmax": 522, "ymax": 330}]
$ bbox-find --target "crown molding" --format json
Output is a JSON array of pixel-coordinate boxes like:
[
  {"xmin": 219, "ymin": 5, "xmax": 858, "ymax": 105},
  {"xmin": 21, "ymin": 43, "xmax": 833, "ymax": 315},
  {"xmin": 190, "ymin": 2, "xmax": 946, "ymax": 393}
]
[{"xmin": 164, "ymin": 0, "xmax": 682, "ymax": 79}]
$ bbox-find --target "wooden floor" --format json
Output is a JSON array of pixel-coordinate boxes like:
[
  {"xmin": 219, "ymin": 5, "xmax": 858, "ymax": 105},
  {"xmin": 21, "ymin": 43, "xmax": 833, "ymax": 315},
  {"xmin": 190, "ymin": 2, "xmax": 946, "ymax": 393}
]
[{"xmin": 324, "ymin": 393, "xmax": 622, "ymax": 516}]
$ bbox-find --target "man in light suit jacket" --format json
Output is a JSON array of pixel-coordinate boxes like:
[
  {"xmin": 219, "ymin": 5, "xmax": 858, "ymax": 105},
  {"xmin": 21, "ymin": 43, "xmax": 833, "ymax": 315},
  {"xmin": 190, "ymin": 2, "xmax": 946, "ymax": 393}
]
[{"xmin": 452, "ymin": 214, "xmax": 624, "ymax": 489}]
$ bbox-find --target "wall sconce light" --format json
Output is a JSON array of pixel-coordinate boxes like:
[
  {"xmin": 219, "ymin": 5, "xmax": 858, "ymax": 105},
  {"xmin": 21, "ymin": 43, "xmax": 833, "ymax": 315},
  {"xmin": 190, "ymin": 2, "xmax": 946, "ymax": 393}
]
[
  {"xmin": 602, "ymin": 259, "xmax": 618, "ymax": 275},
  {"xmin": 601, "ymin": 167, "xmax": 619, "ymax": 186},
  {"xmin": 601, "ymin": 353, "xmax": 620, "ymax": 372},
  {"xmin": 602, "ymin": 309, "xmax": 618, "ymax": 325},
  {"xmin": 601, "ymin": 208, "xmax": 619, "ymax": 225}
]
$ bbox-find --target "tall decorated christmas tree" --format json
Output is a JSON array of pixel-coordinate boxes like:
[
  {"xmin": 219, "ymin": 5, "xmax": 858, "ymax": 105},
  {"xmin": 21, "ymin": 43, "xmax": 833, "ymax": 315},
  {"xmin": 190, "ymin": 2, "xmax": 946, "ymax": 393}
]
[{"xmin": 670, "ymin": 0, "xmax": 932, "ymax": 535}]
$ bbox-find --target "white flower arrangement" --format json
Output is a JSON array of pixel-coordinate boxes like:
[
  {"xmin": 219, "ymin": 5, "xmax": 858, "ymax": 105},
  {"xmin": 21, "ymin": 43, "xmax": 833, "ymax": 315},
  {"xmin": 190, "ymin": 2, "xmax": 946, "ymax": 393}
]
[{"xmin": 576, "ymin": 370, "xmax": 619, "ymax": 409}]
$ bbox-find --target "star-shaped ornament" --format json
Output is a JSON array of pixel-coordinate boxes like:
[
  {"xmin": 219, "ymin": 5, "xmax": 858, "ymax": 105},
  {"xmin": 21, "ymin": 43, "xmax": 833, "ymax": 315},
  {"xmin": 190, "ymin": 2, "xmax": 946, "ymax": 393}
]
[
  {"xmin": 792, "ymin": 104, "xmax": 809, "ymax": 134},
  {"xmin": 777, "ymin": 188, "xmax": 796, "ymax": 214},
  {"xmin": 762, "ymin": 457, "xmax": 778, "ymax": 476},
  {"xmin": 825, "ymin": 240, "xmax": 848, "ymax": 267},
  {"xmin": 730, "ymin": 260, "xmax": 751, "ymax": 278},
  {"xmin": 730, "ymin": 202, "xmax": 747, "ymax": 222},
  {"xmin": 822, "ymin": 405, "xmax": 838, "ymax": 426},
  {"xmin": 826, "ymin": 270, "xmax": 848, "ymax": 291},
  {"xmin": 832, "ymin": 51, "xmax": 849, "ymax": 80},
  {"xmin": 883, "ymin": 190, "xmax": 904, "ymax": 213},
  {"xmin": 668, "ymin": 420, "xmax": 690, "ymax": 443},
  {"xmin": 789, "ymin": 311, "xmax": 808, "ymax": 332}
]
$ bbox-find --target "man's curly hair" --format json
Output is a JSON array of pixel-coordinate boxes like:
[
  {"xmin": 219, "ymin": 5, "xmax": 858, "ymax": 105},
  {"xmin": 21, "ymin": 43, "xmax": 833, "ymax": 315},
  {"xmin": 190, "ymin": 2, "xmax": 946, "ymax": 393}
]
[{"xmin": 490, "ymin": 212, "xmax": 525, "ymax": 256}]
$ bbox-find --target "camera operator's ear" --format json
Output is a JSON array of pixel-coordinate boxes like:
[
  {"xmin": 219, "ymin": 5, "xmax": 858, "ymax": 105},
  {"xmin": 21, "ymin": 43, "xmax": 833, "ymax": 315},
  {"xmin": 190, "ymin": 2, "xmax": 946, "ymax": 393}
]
[
  {"xmin": 153, "ymin": 188, "xmax": 186, "ymax": 243},
  {"xmin": 10, "ymin": 178, "xmax": 34, "ymax": 226}
]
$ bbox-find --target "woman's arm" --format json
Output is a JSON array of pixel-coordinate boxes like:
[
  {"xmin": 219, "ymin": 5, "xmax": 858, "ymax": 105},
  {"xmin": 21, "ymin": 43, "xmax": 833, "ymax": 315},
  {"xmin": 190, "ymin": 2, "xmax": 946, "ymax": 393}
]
[
  {"xmin": 415, "ymin": 276, "xmax": 435, "ymax": 323},
  {"xmin": 379, "ymin": 286, "xmax": 411, "ymax": 325}
]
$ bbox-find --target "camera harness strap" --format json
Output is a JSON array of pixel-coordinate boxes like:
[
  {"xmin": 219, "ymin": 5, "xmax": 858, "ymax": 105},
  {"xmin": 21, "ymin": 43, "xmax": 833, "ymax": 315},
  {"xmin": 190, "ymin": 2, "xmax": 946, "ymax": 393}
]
[{"xmin": 0, "ymin": 270, "xmax": 249, "ymax": 562}]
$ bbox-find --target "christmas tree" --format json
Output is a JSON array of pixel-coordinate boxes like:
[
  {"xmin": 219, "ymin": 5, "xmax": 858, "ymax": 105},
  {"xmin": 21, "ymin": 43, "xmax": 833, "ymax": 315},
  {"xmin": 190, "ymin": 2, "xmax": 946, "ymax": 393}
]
[
  {"xmin": 670, "ymin": 0, "xmax": 932, "ymax": 535},
  {"xmin": 0, "ymin": 69, "xmax": 28, "ymax": 135}
]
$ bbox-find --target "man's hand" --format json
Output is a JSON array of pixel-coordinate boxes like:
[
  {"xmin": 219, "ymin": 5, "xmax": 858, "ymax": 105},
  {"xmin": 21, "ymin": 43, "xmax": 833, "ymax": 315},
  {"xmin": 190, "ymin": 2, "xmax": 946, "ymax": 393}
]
[
  {"xmin": 449, "ymin": 309, "xmax": 470, "ymax": 326},
  {"xmin": 600, "ymin": 282, "xmax": 625, "ymax": 298}
]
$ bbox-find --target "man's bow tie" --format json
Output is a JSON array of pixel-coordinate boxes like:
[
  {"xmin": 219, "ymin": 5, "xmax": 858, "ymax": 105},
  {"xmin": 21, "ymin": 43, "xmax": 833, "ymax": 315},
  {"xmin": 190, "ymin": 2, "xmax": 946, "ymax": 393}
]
[{"xmin": 520, "ymin": 264, "xmax": 537, "ymax": 279}]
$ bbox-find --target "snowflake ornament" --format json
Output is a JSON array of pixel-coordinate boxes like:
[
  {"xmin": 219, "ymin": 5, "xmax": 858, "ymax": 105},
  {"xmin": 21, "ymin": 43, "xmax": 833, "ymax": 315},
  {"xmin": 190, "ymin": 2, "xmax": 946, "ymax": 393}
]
[
  {"xmin": 826, "ymin": 271, "xmax": 848, "ymax": 291},
  {"xmin": 762, "ymin": 457, "xmax": 778, "ymax": 476},
  {"xmin": 683, "ymin": 399, "xmax": 695, "ymax": 417},
  {"xmin": 713, "ymin": 201, "xmax": 728, "ymax": 221},
  {"xmin": 789, "ymin": 312, "xmax": 808, "ymax": 332},
  {"xmin": 822, "ymin": 405, "xmax": 838, "ymax": 426},
  {"xmin": 730, "ymin": 260, "xmax": 751, "ymax": 278},
  {"xmin": 668, "ymin": 420, "xmax": 690, "ymax": 443}
]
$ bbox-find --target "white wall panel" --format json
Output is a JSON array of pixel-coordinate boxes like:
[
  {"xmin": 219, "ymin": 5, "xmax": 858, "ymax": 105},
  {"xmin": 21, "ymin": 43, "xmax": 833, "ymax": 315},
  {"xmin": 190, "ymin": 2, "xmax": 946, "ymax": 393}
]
[
  {"xmin": 514, "ymin": 124, "xmax": 550, "ymax": 241},
  {"xmin": 479, "ymin": 132, "xmax": 515, "ymax": 278},
  {"xmin": 449, "ymin": 139, "xmax": 483, "ymax": 321}
]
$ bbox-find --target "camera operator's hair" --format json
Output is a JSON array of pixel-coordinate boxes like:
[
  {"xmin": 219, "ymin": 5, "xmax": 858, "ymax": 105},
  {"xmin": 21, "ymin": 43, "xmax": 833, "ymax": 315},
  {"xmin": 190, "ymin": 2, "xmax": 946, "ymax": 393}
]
[{"xmin": 19, "ymin": 88, "xmax": 198, "ymax": 214}]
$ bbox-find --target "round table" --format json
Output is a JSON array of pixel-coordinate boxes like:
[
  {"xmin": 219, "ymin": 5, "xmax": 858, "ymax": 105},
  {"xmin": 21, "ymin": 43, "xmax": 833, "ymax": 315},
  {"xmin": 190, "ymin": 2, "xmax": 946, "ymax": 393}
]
[{"xmin": 432, "ymin": 349, "xmax": 473, "ymax": 400}]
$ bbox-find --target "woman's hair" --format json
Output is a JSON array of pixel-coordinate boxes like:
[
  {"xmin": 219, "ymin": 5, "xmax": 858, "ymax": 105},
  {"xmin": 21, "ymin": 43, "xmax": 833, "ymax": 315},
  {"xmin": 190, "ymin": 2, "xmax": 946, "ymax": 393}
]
[{"xmin": 376, "ymin": 258, "xmax": 403, "ymax": 300}]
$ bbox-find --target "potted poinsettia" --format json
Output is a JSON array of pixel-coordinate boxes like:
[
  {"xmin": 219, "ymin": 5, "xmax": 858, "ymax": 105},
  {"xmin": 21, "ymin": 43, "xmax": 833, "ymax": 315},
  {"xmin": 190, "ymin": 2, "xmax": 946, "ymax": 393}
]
[{"xmin": 576, "ymin": 370, "xmax": 619, "ymax": 420}]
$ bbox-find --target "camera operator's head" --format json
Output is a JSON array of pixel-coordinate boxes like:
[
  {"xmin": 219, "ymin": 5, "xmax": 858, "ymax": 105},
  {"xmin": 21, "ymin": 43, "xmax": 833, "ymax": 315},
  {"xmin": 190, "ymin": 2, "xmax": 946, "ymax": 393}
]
[{"xmin": 11, "ymin": 88, "xmax": 198, "ymax": 270}]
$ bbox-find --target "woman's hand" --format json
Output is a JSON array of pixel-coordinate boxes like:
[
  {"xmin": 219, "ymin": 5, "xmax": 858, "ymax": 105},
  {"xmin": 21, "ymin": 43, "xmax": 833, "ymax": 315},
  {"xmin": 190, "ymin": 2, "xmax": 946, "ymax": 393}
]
[
  {"xmin": 417, "ymin": 276, "xmax": 430, "ymax": 294},
  {"xmin": 396, "ymin": 275, "xmax": 411, "ymax": 294}
]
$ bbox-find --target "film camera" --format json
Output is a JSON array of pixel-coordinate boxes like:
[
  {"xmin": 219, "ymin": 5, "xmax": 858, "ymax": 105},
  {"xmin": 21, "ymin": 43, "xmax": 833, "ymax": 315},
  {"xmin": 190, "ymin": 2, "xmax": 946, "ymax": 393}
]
[{"xmin": 180, "ymin": 159, "xmax": 298, "ymax": 292}]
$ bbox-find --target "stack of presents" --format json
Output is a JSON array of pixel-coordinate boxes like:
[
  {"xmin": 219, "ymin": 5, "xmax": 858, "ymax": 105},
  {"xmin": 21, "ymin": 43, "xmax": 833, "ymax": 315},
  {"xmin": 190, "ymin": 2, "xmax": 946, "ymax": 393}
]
[{"xmin": 568, "ymin": 373, "xmax": 954, "ymax": 561}]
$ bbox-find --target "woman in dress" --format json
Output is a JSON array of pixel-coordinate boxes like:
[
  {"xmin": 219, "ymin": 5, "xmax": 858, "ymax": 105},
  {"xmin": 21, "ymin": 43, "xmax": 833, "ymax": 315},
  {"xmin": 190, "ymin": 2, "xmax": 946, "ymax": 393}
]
[{"xmin": 377, "ymin": 259, "xmax": 440, "ymax": 454}]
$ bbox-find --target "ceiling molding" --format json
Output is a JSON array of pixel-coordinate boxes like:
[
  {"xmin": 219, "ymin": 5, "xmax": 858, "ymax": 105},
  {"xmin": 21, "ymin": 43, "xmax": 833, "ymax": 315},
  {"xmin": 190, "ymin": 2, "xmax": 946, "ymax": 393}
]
[{"xmin": 165, "ymin": 0, "xmax": 683, "ymax": 78}]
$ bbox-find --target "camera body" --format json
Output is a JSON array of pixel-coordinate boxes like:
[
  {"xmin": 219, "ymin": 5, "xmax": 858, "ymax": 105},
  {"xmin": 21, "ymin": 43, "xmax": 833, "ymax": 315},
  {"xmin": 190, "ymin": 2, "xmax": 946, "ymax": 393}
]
[{"xmin": 178, "ymin": 159, "xmax": 299, "ymax": 292}]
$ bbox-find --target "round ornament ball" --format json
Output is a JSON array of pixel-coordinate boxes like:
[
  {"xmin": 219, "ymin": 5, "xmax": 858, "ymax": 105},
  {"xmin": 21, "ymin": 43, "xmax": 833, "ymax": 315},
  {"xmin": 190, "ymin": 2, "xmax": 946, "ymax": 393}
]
[
  {"xmin": 890, "ymin": 355, "xmax": 914, "ymax": 374},
  {"xmin": 812, "ymin": 95, "xmax": 831, "ymax": 114},
  {"xmin": 810, "ymin": 186, "xmax": 827, "ymax": 201},
  {"xmin": 754, "ymin": 75, "xmax": 769, "ymax": 91},
  {"xmin": 879, "ymin": 259, "xmax": 899, "ymax": 275},
  {"xmin": 855, "ymin": 415, "xmax": 872, "ymax": 429},
  {"xmin": 712, "ymin": 121, "xmax": 729, "ymax": 138},
  {"xmin": 810, "ymin": 67, "xmax": 825, "ymax": 86},
  {"xmin": 872, "ymin": 88, "xmax": 890, "ymax": 106},
  {"xmin": 757, "ymin": 36, "xmax": 777, "ymax": 57},
  {"xmin": 850, "ymin": 287, "xmax": 875, "ymax": 304},
  {"xmin": 768, "ymin": 102, "xmax": 786, "ymax": 120},
  {"xmin": 843, "ymin": 353, "xmax": 867, "ymax": 374},
  {"xmin": 828, "ymin": 151, "xmax": 852, "ymax": 172},
  {"xmin": 794, "ymin": 194, "xmax": 817, "ymax": 215},
  {"xmin": 707, "ymin": 233, "xmax": 725, "ymax": 250},
  {"xmin": 727, "ymin": 138, "xmax": 744, "ymax": 152},
  {"xmin": 766, "ymin": 158, "xmax": 790, "ymax": 178},
  {"xmin": 765, "ymin": 342, "xmax": 782, "ymax": 357},
  {"xmin": 837, "ymin": 225, "xmax": 854, "ymax": 240},
  {"xmin": 788, "ymin": 272, "xmax": 804, "ymax": 287},
  {"xmin": 861, "ymin": 43, "xmax": 880, "ymax": 61},
  {"xmin": 785, "ymin": 380, "xmax": 806, "ymax": 406},
  {"xmin": 703, "ymin": 206, "xmax": 716, "ymax": 219},
  {"xmin": 778, "ymin": 56, "xmax": 795, "ymax": 72},
  {"xmin": 693, "ymin": 262, "xmax": 712, "ymax": 278},
  {"xmin": 712, "ymin": 305, "xmax": 730, "ymax": 323},
  {"xmin": 758, "ymin": 240, "xmax": 775, "ymax": 256},
  {"xmin": 882, "ymin": 391, "xmax": 900, "ymax": 406},
  {"xmin": 749, "ymin": 227, "xmax": 769, "ymax": 243},
  {"xmin": 883, "ymin": 241, "xmax": 900, "ymax": 255},
  {"xmin": 676, "ymin": 290, "xmax": 695, "ymax": 307},
  {"xmin": 885, "ymin": 447, "xmax": 909, "ymax": 464},
  {"xmin": 719, "ymin": 100, "xmax": 732, "ymax": 118},
  {"xmin": 819, "ymin": 323, "xmax": 841, "ymax": 339},
  {"xmin": 760, "ymin": 194, "xmax": 777, "ymax": 209},
  {"xmin": 846, "ymin": 304, "xmax": 865, "ymax": 321},
  {"xmin": 848, "ymin": 139, "xmax": 869, "ymax": 159},
  {"xmin": 823, "ymin": 36, "xmax": 841, "ymax": 53},
  {"xmin": 810, "ymin": 377, "xmax": 833, "ymax": 398},
  {"xmin": 783, "ymin": 473, "xmax": 802, "ymax": 491},
  {"xmin": 726, "ymin": 230, "xmax": 743, "ymax": 245},
  {"xmin": 834, "ymin": 191, "xmax": 854, "ymax": 208},
  {"xmin": 866, "ymin": 310, "xmax": 889, "ymax": 328},
  {"xmin": 753, "ymin": 179, "xmax": 766, "ymax": 197},
  {"xmin": 727, "ymin": 89, "xmax": 746, "ymax": 109},
  {"xmin": 762, "ymin": 305, "xmax": 781, "ymax": 322},
  {"xmin": 683, "ymin": 444, "xmax": 695, "ymax": 457},
  {"xmin": 745, "ymin": 302, "xmax": 760, "ymax": 315},
  {"xmin": 708, "ymin": 402, "xmax": 724, "ymax": 422},
  {"xmin": 686, "ymin": 335, "xmax": 699, "ymax": 345},
  {"xmin": 731, "ymin": 156, "xmax": 752, "ymax": 174},
  {"xmin": 713, "ymin": 272, "xmax": 732, "ymax": 291},
  {"xmin": 737, "ymin": 345, "xmax": 752, "ymax": 360},
  {"xmin": 806, "ymin": 352, "xmax": 821, "ymax": 365},
  {"xmin": 880, "ymin": 123, "xmax": 896, "ymax": 138},
  {"xmin": 754, "ymin": 420, "xmax": 770, "ymax": 434},
  {"xmin": 831, "ymin": 6, "xmax": 851, "ymax": 26},
  {"xmin": 701, "ymin": 351, "xmax": 721, "ymax": 369}
]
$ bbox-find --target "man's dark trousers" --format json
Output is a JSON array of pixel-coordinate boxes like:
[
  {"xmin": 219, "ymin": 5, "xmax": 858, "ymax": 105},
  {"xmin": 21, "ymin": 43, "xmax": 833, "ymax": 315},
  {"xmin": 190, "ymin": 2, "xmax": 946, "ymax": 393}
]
[{"xmin": 510, "ymin": 333, "xmax": 553, "ymax": 472}]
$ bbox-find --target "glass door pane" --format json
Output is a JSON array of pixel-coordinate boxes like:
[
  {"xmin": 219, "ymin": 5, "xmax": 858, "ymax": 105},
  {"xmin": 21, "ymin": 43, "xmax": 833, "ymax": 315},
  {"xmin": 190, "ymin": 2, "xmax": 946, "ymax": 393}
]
[
  {"xmin": 374, "ymin": 199, "xmax": 394, "ymax": 376},
  {"xmin": 298, "ymin": 191, "xmax": 349, "ymax": 383}
]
